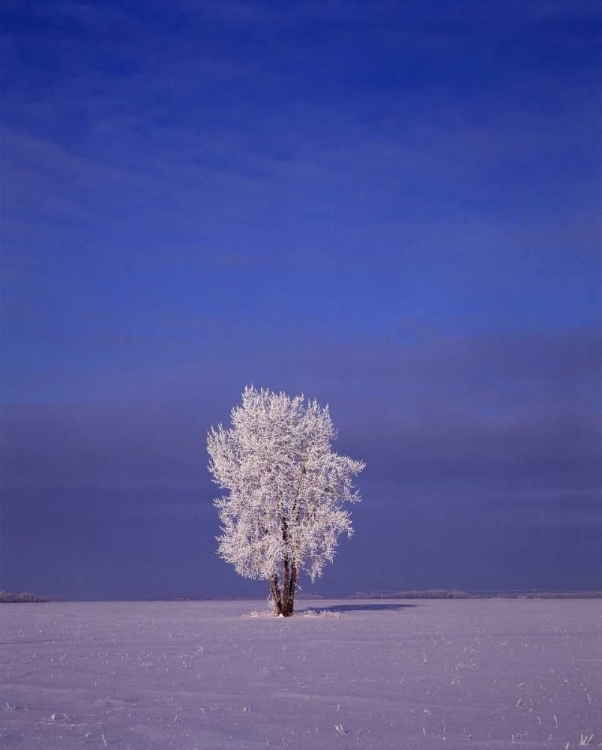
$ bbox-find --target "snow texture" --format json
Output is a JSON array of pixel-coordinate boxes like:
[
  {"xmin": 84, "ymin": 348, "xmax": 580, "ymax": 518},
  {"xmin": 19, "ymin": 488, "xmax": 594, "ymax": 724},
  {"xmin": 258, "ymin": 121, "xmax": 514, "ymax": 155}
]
[{"xmin": 1, "ymin": 599, "xmax": 600, "ymax": 749}]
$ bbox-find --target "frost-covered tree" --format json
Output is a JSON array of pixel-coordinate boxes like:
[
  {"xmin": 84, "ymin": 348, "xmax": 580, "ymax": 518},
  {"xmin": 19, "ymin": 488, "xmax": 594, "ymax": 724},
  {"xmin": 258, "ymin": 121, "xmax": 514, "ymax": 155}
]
[{"xmin": 207, "ymin": 386, "xmax": 365, "ymax": 616}]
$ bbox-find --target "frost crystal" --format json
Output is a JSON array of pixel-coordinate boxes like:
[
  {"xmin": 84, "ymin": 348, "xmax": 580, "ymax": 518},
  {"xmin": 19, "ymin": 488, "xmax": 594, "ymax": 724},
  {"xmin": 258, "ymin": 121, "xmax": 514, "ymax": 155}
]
[{"xmin": 207, "ymin": 386, "xmax": 365, "ymax": 616}]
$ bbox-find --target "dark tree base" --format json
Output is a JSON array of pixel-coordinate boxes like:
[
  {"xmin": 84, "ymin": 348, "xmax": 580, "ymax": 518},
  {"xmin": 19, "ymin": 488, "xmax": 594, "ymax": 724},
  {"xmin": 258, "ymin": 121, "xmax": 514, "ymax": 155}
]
[{"xmin": 269, "ymin": 567, "xmax": 297, "ymax": 617}]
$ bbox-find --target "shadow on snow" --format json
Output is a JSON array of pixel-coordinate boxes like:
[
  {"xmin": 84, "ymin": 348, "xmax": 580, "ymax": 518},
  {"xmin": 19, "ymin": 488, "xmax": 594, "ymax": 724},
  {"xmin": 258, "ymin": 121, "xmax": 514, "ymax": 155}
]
[{"xmin": 298, "ymin": 602, "xmax": 420, "ymax": 613}]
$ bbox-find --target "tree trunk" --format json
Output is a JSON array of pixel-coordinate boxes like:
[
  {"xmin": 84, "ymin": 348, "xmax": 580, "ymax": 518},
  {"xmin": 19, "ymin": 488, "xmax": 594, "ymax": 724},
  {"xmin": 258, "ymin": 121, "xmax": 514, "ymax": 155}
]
[
  {"xmin": 269, "ymin": 565, "xmax": 298, "ymax": 617},
  {"xmin": 269, "ymin": 574, "xmax": 281, "ymax": 613}
]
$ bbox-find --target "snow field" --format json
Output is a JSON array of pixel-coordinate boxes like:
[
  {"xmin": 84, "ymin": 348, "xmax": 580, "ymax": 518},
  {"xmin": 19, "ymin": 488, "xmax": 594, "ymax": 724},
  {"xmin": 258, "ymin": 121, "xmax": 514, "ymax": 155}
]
[{"xmin": 1, "ymin": 599, "xmax": 600, "ymax": 749}]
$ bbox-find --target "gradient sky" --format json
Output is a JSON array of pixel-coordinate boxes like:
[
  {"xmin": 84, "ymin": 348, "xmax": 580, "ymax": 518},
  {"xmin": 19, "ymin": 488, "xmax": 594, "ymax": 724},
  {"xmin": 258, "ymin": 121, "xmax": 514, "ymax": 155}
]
[{"xmin": 1, "ymin": 0, "xmax": 601, "ymax": 599}]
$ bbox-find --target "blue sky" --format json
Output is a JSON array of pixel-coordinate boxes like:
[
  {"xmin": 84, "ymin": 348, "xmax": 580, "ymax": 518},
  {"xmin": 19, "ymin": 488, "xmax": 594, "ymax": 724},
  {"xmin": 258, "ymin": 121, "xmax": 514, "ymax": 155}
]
[{"xmin": 1, "ymin": 0, "xmax": 601, "ymax": 598}]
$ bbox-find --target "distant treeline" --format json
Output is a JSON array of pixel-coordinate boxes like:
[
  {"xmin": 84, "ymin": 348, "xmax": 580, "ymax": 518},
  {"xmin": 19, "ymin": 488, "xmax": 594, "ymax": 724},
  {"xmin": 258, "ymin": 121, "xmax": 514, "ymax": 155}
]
[
  {"xmin": 0, "ymin": 591, "xmax": 47, "ymax": 603},
  {"xmin": 351, "ymin": 590, "xmax": 602, "ymax": 599}
]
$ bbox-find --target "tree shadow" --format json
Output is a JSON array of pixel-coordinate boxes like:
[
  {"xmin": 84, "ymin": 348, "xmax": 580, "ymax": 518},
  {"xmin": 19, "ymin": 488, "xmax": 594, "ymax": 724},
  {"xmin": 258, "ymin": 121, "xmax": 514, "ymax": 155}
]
[{"xmin": 299, "ymin": 602, "xmax": 420, "ymax": 613}]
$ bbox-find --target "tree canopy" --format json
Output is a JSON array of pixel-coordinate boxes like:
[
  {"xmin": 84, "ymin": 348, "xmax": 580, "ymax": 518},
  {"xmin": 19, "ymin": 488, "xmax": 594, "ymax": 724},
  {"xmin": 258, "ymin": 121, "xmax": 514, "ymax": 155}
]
[{"xmin": 207, "ymin": 386, "xmax": 365, "ymax": 615}]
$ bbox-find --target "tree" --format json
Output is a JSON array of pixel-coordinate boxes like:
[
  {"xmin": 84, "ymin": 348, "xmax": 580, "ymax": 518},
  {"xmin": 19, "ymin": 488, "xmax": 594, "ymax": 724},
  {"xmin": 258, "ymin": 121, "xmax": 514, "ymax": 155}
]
[{"xmin": 207, "ymin": 386, "xmax": 365, "ymax": 616}]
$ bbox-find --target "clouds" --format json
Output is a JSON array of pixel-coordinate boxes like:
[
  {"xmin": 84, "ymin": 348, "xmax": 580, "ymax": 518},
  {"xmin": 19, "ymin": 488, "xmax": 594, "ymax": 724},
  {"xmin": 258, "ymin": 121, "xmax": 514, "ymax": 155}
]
[
  {"xmin": 1, "ymin": 0, "xmax": 600, "ymax": 595},
  {"xmin": 2, "ymin": 322, "xmax": 600, "ymax": 595},
  {"xmin": 3, "ymin": 0, "xmax": 599, "ymax": 278},
  {"xmin": 3, "ymin": 323, "xmax": 600, "ymax": 597},
  {"xmin": 303, "ymin": 327, "xmax": 602, "ymax": 488},
  {"xmin": 3, "ymin": 324, "xmax": 599, "ymax": 490}
]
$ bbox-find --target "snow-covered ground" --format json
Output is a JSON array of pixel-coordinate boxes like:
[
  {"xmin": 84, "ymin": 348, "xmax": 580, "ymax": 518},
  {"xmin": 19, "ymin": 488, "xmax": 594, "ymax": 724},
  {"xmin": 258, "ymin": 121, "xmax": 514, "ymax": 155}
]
[{"xmin": 1, "ymin": 599, "xmax": 600, "ymax": 749}]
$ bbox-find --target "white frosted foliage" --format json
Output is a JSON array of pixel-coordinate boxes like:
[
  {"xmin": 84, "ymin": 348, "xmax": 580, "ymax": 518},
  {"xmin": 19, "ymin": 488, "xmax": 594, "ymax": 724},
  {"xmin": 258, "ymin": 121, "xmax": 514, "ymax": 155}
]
[{"xmin": 207, "ymin": 387, "xmax": 365, "ymax": 590}]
